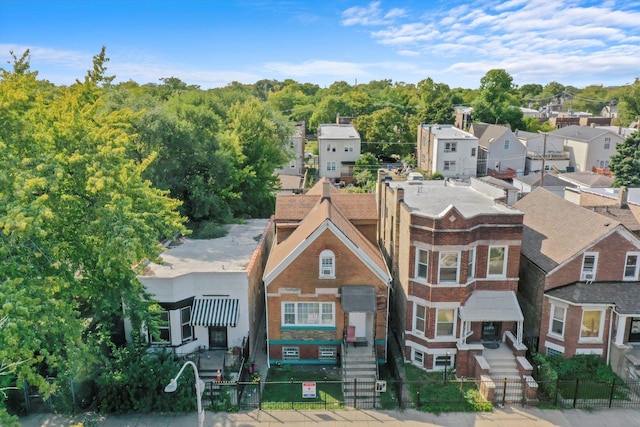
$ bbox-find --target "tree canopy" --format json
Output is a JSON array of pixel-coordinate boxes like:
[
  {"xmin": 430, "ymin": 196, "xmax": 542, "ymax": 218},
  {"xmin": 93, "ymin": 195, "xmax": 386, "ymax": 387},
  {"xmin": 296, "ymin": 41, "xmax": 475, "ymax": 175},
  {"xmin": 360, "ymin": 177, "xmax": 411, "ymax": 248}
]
[{"xmin": 609, "ymin": 131, "xmax": 640, "ymax": 187}]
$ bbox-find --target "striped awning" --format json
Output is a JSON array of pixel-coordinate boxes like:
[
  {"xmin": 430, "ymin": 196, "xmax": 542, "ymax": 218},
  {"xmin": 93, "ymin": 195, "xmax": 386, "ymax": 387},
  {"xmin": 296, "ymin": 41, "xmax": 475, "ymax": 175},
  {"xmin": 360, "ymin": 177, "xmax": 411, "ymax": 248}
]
[{"xmin": 191, "ymin": 298, "xmax": 239, "ymax": 327}]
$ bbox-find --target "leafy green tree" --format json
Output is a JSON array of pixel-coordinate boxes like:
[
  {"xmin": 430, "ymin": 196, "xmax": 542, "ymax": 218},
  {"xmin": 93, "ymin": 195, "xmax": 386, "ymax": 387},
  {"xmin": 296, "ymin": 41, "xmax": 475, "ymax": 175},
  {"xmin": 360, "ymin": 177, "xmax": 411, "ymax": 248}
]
[
  {"xmin": 617, "ymin": 78, "xmax": 640, "ymax": 126},
  {"xmin": 222, "ymin": 99, "xmax": 291, "ymax": 217},
  {"xmin": 0, "ymin": 49, "xmax": 186, "ymax": 405},
  {"xmin": 353, "ymin": 152, "xmax": 380, "ymax": 190},
  {"xmin": 308, "ymin": 95, "xmax": 352, "ymax": 130},
  {"xmin": 471, "ymin": 69, "xmax": 524, "ymax": 130},
  {"xmin": 355, "ymin": 107, "xmax": 413, "ymax": 158},
  {"xmin": 609, "ymin": 131, "xmax": 640, "ymax": 187}
]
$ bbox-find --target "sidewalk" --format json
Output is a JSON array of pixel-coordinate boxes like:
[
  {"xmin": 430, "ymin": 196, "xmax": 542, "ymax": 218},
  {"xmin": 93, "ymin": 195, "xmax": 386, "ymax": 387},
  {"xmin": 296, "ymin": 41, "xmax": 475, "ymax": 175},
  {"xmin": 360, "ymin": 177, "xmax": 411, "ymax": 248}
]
[{"xmin": 18, "ymin": 407, "xmax": 640, "ymax": 427}]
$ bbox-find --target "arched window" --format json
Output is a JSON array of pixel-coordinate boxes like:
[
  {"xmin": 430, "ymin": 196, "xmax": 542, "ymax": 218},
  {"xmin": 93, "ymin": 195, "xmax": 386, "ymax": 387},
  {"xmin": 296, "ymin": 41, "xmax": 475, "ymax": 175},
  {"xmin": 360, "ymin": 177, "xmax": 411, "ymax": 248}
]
[{"xmin": 319, "ymin": 250, "xmax": 335, "ymax": 278}]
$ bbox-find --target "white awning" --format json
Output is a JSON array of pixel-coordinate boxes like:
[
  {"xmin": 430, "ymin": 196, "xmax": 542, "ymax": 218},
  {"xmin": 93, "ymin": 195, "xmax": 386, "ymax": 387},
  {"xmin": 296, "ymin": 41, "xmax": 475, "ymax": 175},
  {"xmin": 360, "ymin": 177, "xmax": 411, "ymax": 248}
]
[
  {"xmin": 191, "ymin": 298, "xmax": 239, "ymax": 327},
  {"xmin": 459, "ymin": 291, "xmax": 523, "ymax": 322}
]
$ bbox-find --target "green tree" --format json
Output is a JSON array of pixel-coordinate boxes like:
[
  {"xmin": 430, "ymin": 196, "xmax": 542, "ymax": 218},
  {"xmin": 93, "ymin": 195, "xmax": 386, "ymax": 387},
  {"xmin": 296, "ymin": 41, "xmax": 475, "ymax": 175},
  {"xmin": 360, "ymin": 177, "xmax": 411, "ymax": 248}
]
[
  {"xmin": 223, "ymin": 99, "xmax": 291, "ymax": 217},
  {"xmin": 308, "ymin": 95, "xmax": 352, "ymax": 130},
  {"xmin": 0, "ymin": 49, "xmax": 186, "ymax": 405},
  {"xmin": 353, "ymin": 152, "xmax": 380, "ymax": 190},
  {"xmin": 471, "ymin": 69, "xmax": 524, "ymax": 130},
  {"xmin": 355, "ymin": 107, "xmax": 413, "ymax": 158},
  {"xmin": 609, "ymin": 131, "xmax": 640, "ymax": 187},
  {"xmin": 617, "ymin": 78, "xmax": 640, "ymax": 126}
]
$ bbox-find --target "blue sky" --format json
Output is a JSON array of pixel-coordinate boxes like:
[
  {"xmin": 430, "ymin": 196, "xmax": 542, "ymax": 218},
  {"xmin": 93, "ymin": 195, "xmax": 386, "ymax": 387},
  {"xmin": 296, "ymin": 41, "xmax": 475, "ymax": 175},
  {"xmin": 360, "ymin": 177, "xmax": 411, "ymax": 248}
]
[{"xmin": 1, "ymin": 0, "xmax": 639, "ymax": 89}]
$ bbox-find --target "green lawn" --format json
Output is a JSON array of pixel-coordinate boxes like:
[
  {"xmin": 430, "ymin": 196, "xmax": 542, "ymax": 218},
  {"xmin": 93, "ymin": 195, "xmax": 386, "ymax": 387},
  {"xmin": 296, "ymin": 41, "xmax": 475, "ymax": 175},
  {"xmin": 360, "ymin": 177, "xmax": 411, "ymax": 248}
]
[
  {"xmin": 260, "ymin": 365, "xmax": 345, "ymax": 410},
  {"xmin": 404, "ymin": 364, "xmax": 492, "ymax": 413}
]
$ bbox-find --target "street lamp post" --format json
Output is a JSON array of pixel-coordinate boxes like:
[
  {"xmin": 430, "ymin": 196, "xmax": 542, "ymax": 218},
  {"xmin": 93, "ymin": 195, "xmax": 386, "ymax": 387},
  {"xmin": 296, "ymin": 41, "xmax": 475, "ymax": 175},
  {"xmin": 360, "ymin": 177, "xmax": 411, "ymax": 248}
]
[{"xmin": 165, "ymin": 360, "xmax": 205, "ymax": 427}]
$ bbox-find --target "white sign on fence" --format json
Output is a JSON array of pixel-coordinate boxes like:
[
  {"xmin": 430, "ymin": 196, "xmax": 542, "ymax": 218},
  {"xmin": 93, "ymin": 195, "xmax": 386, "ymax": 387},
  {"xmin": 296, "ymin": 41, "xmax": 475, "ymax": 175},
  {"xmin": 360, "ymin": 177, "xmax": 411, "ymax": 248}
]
[{"xmin": 302, "ymin": 382, "xmax": 317, "ymax": 398}]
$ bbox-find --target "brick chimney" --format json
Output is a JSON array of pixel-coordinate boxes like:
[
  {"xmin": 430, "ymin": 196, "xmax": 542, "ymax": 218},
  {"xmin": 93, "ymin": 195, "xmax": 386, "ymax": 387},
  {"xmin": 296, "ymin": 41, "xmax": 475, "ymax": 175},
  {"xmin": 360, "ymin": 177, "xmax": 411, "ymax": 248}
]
[{"xmin": 322, "ymin": 180, "xmax": 332, "ymax": 200}]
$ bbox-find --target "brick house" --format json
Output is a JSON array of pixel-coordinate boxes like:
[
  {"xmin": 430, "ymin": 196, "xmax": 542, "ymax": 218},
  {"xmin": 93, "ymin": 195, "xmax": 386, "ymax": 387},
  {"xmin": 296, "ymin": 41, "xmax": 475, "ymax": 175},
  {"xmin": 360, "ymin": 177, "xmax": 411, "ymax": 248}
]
[
  {"xmin": 377, "ymin": 173, "xmax": 528, "ymax": 379},
  {"xmin": 514, "ymin": 189, "xmax": 640, "ymax": 380},
  {"xmin": 263, "ymin": 178, "xmax": 390, "ymax": 366}
]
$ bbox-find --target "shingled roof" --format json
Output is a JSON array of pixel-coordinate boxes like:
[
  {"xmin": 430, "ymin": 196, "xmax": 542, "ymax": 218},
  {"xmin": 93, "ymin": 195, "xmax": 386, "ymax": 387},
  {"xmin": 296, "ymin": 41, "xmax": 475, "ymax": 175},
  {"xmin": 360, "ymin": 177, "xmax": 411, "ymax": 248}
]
[
  {"xmin": 513, "ymin": 188, "xmax": 621, "ymax": 272},
  {"xmin": 547, "ymin": 282, "xmax": 640, "ymax": 315},
  {"xmin": 264, "ymin": 195, "xmax": 388, "ymax": 284}
]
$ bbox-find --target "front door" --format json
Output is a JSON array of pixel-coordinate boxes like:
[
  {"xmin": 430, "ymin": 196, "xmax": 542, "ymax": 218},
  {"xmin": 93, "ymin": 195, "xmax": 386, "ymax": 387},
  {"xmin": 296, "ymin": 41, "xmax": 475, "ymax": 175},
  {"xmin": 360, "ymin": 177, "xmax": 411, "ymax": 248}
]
[
  {"xmin": 629, "ymin": 318, "xmax": 640, "ymax": 343},
  {"xmin": 208, "ymin": 326, "xmax": 227, "ymax": 349},
  {"xmin": 349, "ymin": 312, "xmax": 367, "ymax": 339},
  {"xmin": 481, "ymin": 321, "xmax": 501, "ymax": 341}
]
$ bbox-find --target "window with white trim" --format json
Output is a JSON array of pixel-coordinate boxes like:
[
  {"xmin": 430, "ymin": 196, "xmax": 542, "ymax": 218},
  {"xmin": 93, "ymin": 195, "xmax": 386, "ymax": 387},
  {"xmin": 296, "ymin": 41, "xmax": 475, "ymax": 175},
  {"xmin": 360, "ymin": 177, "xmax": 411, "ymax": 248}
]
[
  {"xmin": 471, "ymin": 147, "xmax": 476, "ymax": 157},
  {"xmin": 326, "ymin": 143, "xmax": 336, "ymax": 152},
  {"xmin": 581, "ymin": 252, "xmax": 598, "ymax": 281},
  {"xmin": 181, "ymin": 306, "xmax": 193, "ymax": 343},
  {"xmin": 416, "ymin": 249, "xmax": 428, "ymax": 280},
  {"xmin": 438, "ymin": 252, "xmax": 459, "ymax": 283},
  {"xmin": 436, "ymin": 309, "xmax": 455, "ymax": 337},
  {"xmin": 504, "ymin": 140, "xmax": 510, "ymax": 150},
  {"xmin": 580, "ymin": 309, "xmax": 603, "ymax": 339},
  {"xmin": 547, "ymin": 347, "xmax": 562, "ymax": 357},
  {"xmin": 326, "ymin": 162, "xmax": 336, "ymax": 171},
  {"xmin": 549, "ymin": 304, "xmax": 566, "ymax": 338},
  {"xmin": 150, "ymin": 310, "xmax": 170, "ymax": 344},
  {"xmin": 604, "ymin": 138, "xmax": 611, "ymax": 149},
  {"xmin": 413, "ymin": 349, "xmax": 424, "ymax": 365},
  {"xmin": 444, "ymin": 142, "xmax": 457, "ymax": 152},
  {"xmin": 434, "ymin": 355, "xmax": 454, "ymax": 369},
  {"xmin": 624, "ymin": 253, "xmax": 640, "ymax": 280},
  {"xmin": 289, "ymin": 161, "xmax": 296, "ymax": 169},
  {"xmin": 443, "ymin": 160, "xmax": 456, "ymax": 171},
  {"xmin": 414, "ymin": 304, "xmax": 426, "ymax": 335},
  {"xmin": 319, "ymin": 250, "xmax": 335, "ymax": 278},
  {"xmin": 467, "ymin": 247, "xmax": 476, "ymax": 279},
  {"xmin": 344, "ymin": 143, "xmax": 354, "ymax": 152},
  {"xmin": 488, "ymin": 246, "xmax": 507, "ymax": 277},
  {"xmin": 283, "ymin": 346, "xmax": 300, "ymax": 360},
  {"xmin": 282, "ymin": 302, "xmax": 335, "ymax": 326}
]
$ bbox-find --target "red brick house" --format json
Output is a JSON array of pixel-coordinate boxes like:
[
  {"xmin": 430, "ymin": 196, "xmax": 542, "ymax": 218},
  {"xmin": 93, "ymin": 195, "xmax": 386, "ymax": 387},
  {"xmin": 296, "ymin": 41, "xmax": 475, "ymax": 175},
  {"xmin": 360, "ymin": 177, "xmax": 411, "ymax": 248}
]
[
  {"xmin": 514, "ymin": 188, "xmax": 640, "ymax": 380},
  {"xmin": 377, "ymin": 173, "xmax": 528, "ymax": 381},
  {"xmin": 263, "ymin": 178, "xmax": 390, "ymax": 368}
]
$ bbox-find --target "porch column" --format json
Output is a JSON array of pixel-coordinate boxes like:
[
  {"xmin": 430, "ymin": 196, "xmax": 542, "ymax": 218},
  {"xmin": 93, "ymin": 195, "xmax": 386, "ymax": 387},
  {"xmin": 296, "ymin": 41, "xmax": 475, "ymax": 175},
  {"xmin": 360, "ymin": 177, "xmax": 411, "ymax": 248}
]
[
  {"xmin": 458, "ymin": 320, "xmax": 468, "ymax": 346},
  {"xmin": 615, "ymin": 315, "xmax": 627, "ymax": 346},
  {"xmin": 517, "ymin": 321, "xmax": 523, "ymax": 346}
]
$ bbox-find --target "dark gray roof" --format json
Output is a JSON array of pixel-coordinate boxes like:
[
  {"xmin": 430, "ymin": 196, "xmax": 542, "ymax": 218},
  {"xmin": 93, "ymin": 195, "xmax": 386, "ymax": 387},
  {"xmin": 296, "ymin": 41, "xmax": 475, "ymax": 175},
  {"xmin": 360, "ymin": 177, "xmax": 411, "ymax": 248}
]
[{"xmin": 546, "ymin": 282, "xmax": 640, "ymax": 315}]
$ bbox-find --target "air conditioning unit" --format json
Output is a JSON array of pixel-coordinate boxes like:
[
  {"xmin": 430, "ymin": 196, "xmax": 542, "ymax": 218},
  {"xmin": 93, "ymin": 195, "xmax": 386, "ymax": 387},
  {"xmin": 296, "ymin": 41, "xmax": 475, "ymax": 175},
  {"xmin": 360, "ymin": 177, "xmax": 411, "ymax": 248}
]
[
  {"xmin": 583, "ymin": 273, "xmax": 594, "ymax": 281},
  {"xmin": 322, "ymin": 269, "xmax": 332, "ymax": 276}
]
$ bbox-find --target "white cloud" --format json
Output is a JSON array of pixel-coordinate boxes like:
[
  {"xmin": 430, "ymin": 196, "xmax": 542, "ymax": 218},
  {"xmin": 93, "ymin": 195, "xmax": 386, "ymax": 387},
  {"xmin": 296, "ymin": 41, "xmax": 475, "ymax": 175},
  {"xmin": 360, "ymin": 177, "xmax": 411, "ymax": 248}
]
[{"xmin": 341, "ymin": 1, "xmax": 405, "ymax": 26}]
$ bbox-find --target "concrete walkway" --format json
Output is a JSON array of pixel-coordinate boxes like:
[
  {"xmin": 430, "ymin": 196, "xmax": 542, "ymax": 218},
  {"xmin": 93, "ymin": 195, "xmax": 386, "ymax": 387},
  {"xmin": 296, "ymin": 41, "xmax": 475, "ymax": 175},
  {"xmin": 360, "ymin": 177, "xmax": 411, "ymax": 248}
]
[{"xmin": 18, "ymin": 407, "xmax": 640, "ymax": 426}]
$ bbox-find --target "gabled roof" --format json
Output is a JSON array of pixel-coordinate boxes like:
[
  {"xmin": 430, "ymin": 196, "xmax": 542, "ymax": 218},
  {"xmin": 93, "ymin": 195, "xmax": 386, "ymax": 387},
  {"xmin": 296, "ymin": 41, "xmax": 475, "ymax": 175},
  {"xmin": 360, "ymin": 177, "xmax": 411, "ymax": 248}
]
[
  {"xmin": 514, "ymin": 188, "xmax": 621, "ymax": 273},
  {"xmin": 514, "ymin": 173, "xmax": 574, "ymax": 188},
  {"xmin": 475, "ymin": 124, "xmax": 514, "ymax": 149},
  {"xmin": 549, "ymin": 125, "xmax": 618, "ymax": 142},
  {"xmin": 275, "ymin": 178, "xmax": 377, "ymax": 222},
  {"xmin": 557, "ymin": 172, "xmax": 613, "ymax": 188},
  {"xmin": 264, "ymin": 196, "xmax": 389, "ymax": 285}
]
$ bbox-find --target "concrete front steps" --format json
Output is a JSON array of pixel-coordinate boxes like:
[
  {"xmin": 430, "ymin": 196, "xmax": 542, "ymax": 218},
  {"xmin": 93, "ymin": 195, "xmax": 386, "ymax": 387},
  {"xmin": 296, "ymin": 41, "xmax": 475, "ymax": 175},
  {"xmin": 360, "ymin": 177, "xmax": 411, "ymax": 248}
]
[
  {"xmin": 483, "ymin": 345, "xmax": 523, "ymax": 403},
  {"xmin": 341, "ymin": 343, "xmax": 378, "ymax": 408}
]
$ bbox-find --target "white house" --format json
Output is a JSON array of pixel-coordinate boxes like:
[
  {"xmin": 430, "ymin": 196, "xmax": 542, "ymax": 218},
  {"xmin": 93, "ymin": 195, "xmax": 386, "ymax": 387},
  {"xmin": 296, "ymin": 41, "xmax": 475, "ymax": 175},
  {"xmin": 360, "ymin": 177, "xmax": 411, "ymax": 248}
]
[
  {"xmin": 516, "ymin": 130, "xmax": 571, "ymax": 175},
  {"xmin": 470, "ymin": 124, "xmax": 526, "ymax": 179},
  {"xmin": 132, "ymin": 219, "xmax": 273, "ymax": 357},
  {"xmin": 550, "ymin": 125, "xmax": 623, "ymax": 173},
  {"xmin": 275, "ymin": 121, "xmax": 306, "ymax": 176},
  {"xmin": 317, "ymin": 124, "xmax": 361, "ymax": 181},
  {"xmin": 416, "ymin": 124, "xmax": 478, "ymax": 178}
]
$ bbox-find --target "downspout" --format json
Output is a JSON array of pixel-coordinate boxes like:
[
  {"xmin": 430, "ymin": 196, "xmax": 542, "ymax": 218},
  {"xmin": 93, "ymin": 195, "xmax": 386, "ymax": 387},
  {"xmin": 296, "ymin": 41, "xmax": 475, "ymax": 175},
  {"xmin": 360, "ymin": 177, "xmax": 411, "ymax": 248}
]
[{"xmin": 607, "ymin": 305, "xmax": 616, "ymax": 366}]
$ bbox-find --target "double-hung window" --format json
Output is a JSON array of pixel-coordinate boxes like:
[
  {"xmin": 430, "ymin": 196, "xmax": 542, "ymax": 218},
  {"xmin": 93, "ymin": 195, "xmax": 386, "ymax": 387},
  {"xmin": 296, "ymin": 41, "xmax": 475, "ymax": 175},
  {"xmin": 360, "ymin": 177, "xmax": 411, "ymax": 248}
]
[
  {"xmin": 444, "ymin": 142, "xmax": 457, "ymax": 152},
  {"xmin": 488, "ymin": 246, "xmax": 507, "ymax": 277},
  {"xmin": 504, "ymin": 140, "xmax": 510, "ymax": 150},
  {"xmin": 549, "ymin": 304, "xmax": 566, "ymax": 338},
  {"xmin": 344, "ymin": 143, "xmax": 354, "ymax": 152},
  {"xmin": 581, "ymin": 252, "xmax": 598, "ymax": 281},
  {"xmin": 467, "ymin": 247, "xmax": 476, "ymax": 279},
  {"xmin": 326, "ymin": 162, "xmax": 336, "ymax": 171},
  {"xmin": 416, "ymin": 249, "xmax": 428, "ymax": 280},
  {"xmin": 624, "ymin": 253, "xmax": 640, "ymax": 280},
  {"xmin": 436, "ymin": 309, "xmax": 455, "ymax": 337},
  {"xmin": 150, "ymin": 310, "xmax": 171, "ymax": 344},
  {"xmin": 282, "ymin": 302, "xmax": 335, "ymax": 326},
  {"xmin": 443, "ymin": 160, "xmax": 456, "ymax": 171},
  {"xmin": 439, "ymin": 252, "xmax": 459, "ymax": 283},
  {"xmin": 580, "ymin": 309, "xmax": 603, "ymax": 340},
  {"xmin": 604, "ymin": 138, "xmax": 611, "ymax": 149},
  {"xmin": 181, "ymin": 306, "xmax": 193, "ymax": 343},
  {"xmin": 414, "ymin": 304, "xmax": 426, "ymax": 335}
]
